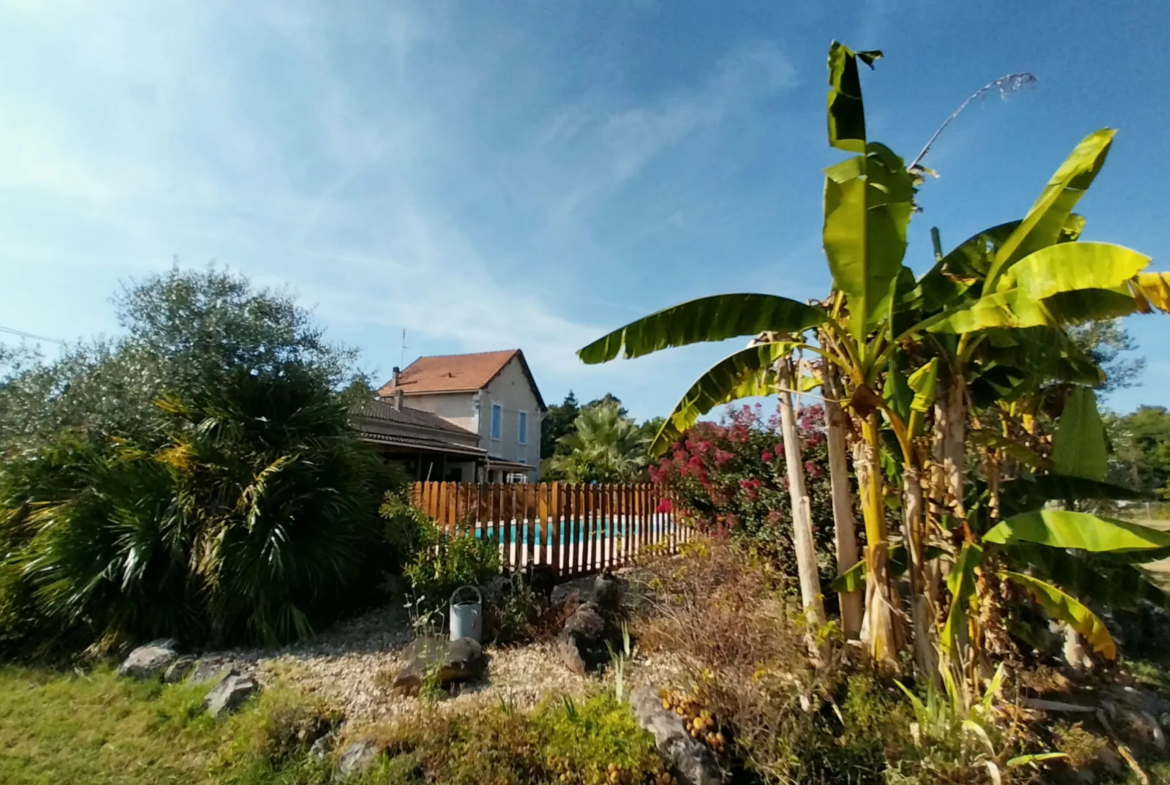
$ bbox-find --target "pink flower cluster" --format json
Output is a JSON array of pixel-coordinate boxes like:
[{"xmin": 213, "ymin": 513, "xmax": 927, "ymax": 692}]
[{"xmin": 648, "ymin": 401, "xmax": 832, "ymax": 540}]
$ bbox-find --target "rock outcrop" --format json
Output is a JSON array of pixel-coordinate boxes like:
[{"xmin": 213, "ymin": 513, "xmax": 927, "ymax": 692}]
[
  {"xmin": 390, "ymin": 637, "xmax": 487, "ymax": 696},
  {"xmin": 630, "ymin": 685, "xmax": 726, "ymax": 785},
  {"xmin": 117, "ymin": 639, "xmax": 180, "ymax": 680},
  {"xmin": 204, "ymin": 670, "xmax": 259, "ymax": 718}
]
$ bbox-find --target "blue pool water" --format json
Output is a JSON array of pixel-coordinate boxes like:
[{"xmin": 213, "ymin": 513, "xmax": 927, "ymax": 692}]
[{"xmin": 469, "ymin": 519, "xmax": 671, "ymax": 546}]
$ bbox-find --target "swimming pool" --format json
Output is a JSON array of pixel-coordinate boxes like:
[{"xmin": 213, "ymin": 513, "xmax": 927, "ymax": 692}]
[{"xmin": 468, "ymin": 518, "xmax": 673, "ymax": 546}]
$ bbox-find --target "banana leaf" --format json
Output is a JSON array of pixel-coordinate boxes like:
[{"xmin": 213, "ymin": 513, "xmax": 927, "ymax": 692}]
[
  {"xmin": 941, "ymin": 543, "xmax": 982, "ymax": 657},
  {"xmin": 995, "ymin": 242, "xmax": 1150, "ymax": 299},
  {"xmin": 826, "ymin": 41, "xmax": 881, "ymax": 153},
  {"xmin": 649, "ymin": 342, "xmax": 797, "ymax": 456},
  {"xmin": 577, "ymin": 294, "xmax": 825, "ymax": 364},
  {"xmin": 985, "ymin": 129, "xmax": 1115, "ymax": 288},
  {"xmin": 1001, "ymin": 570, "xmax": 1116, "ymax": 659},
  {"xmin": 1009, "ymin": 544, "xmax": 1170, "ymax": 611},
  {"xmin": 1052, "ymin": 387, "xmax": 1108, "ymax": 481},
  {"xmin": 983, "ymin": 510, "xmax": 1170, "ymax": 552}
]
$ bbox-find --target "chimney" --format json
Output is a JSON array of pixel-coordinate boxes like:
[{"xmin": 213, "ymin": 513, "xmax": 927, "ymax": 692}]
[{"xmin": 392, "ymin": 366, "xmax": 403, "ymax": 410}]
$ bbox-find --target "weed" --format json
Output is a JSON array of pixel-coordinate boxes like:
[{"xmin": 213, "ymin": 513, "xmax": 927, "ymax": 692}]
[{"xmin": 361, "ymin": 692, "xmax": 669, "ymax": 785}]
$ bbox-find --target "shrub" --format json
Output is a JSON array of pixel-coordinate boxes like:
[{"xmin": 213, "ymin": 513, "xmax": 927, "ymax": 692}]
[
  {"xmin": 379, "ymin": 491, "xmax": 437, "ymax": 577},
  {"xmin": 366, "ymin": 692, "xmax": 670, "ymax": 785},
  {"xmin": 0, "ymin": 267, "xmax": 392, "ymax": 655},
  {"xmin": 648, "ymin": 403, "xmax": 837, "ymax": 580},
  {"xmin": 401, "ymin": 521, "xmax": 500, "ymax": 627},
  {"xmin": 629, "ymin": 537, "xmax": 1056, "ymax": 785},
  {"xmin": 0, "ymin": 368, "xmax": 394, "ymax": 654}
]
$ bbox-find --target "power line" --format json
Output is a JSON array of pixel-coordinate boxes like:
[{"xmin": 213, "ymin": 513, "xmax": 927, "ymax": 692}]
[{"xmin": 0, "ymin": 324, "xmax": 67, "ymax": 345}]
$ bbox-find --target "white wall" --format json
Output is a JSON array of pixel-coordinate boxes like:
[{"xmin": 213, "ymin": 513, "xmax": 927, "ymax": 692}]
[
  {"xmin": 482, "ymin": 357, "xmax": 543, "ymax": 479},
  {"xmin": 399, "ymin": 393, "xmax": 477, "ymax": 433}
]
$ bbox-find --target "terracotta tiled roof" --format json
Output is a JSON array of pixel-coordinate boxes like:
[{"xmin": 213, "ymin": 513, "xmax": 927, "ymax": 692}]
[
  {"xmin": 350, "ymin": 398, "xmax": 476, "ymax": 436},
  {"xmin": 378, "ymin": 350, "xmax": 546, "ymax": 410}
]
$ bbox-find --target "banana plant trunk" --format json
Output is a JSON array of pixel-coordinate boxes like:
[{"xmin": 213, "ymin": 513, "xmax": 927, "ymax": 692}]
[
  {"xmin": 855, "ymin": 413, "xmax": 899, "ymax": 668},
  {"xmin": 902, "ymin": 464, "xmax": 938, "ymax": 679},
  {"xmin": 777, "ymin": 359, "xmax": 828, "ymax": 635},
  {"xmin": 939, "ymin": 375, "xmax": 968, "ymax": 528},
  {"xmin": 822, "ymin": 365, "xmax": 863, "ymax": 639}
]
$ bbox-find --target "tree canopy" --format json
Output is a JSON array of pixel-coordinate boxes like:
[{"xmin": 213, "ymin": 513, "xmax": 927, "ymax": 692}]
[{"xmin": 0, "ymin": 265, "xmax": 389, "ymax": 654}]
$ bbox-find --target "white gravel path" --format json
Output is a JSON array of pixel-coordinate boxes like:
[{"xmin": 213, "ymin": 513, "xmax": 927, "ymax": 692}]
[{"xmin": 195, "ymin": 573, "xmax": 689, "ymax": 723}]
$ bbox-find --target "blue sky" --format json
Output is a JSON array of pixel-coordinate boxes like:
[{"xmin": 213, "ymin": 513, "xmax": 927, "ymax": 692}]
[{"xmin": 1, "ymin": 0, "xmax": 1167, "ymax": 421}]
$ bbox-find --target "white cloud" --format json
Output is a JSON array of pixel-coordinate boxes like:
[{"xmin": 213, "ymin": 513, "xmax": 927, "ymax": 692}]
[{"xmin": 0, "ymin": 0, "xmax": 800, "ymax": 415}]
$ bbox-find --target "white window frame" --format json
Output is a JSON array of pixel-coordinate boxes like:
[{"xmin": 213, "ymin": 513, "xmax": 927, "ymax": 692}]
[
  {"xmin": 517, "ymin": 410, "xmax": 528, "ymax": 445},
  {"xmin": 490, "ymin": 402, "xmax": 503, "ymax": 441}
]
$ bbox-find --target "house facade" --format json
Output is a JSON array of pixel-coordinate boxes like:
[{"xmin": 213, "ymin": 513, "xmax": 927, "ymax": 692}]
[{"xmin": 376, "ymin": 349, "xmax": 546, "ymax": 482}]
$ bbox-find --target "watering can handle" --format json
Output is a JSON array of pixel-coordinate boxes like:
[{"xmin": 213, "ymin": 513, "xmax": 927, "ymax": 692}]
[{"xmin": 450, "ymin": 585, "xmax": 482, "ymax": 606}]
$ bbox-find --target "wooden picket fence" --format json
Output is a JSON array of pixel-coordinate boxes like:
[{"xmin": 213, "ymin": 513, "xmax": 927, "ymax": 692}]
[{"xmin": 409, "ymin": 482, "xmax": 685, "ymax": 579}]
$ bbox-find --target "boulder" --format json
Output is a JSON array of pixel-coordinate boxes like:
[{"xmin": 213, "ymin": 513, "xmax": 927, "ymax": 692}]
[
  {"xmin": 336, "ymin": 741, "xmax": 379, "ymax": 777},
  {"xmin": 204, "ymin": 670, "xmax": 259, "ymax": 718},
  {"xmin": 390, "ymin": 637, "xmax": 487, "ymax": 696},
  {"xmin": 162, "ymin": 656, "xmax": 196, "ymax": 684},
  {"xmin": 630, "ymin": 685, "xmax": 725, "ymax": 785},
  {"xmin": 117, "ymin": 639, "xmax": 180, "ymax": 680},
  {"xmin": 594, "ymin": 571, "xmax": 622, "ymax": 614},
  {"xmin": 188, "ymin": 659, "xmax": 230, "ymax": 685},
  {"xmin": 556, "ymin": 602, "xmax": 612, "ymax": 676},
  {"xmin": 309, "ymin": 732, "xmax": 335, "ymax": 760},
  {"xmin": 443, "ymin": 637, "xmax": 487, "ymax": 682},
  {"xmin": 524, "ymin": 564, "xmax": 557, "ymax": 605}
]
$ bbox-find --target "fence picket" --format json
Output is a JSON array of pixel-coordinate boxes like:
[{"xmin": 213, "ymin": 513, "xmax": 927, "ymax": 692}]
[
  {"xmin": 406, "ymin": 481, "xmax": 685, "ymax": 578},
  {"xmin": 570, "ymin": 484, "xmax": 580, "ymax": 577}
]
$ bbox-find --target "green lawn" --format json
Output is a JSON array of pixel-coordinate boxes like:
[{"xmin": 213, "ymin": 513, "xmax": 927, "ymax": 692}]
[{"xmin": 0, "ymin": 666, "xmax": 332, "ymax": 785}]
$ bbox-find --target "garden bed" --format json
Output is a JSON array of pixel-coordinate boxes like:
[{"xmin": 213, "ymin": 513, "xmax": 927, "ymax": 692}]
[{"xmin": 188, "ymin": 573, "xmax": 687, "ymax": 726}]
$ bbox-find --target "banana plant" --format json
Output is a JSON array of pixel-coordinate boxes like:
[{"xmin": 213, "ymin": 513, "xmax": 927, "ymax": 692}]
[
  {"xmin": 578, "ymin": 40, "xmax": 1169, "ymax": 674},
  {"xmin": 578, "ymin": 42, "xmax": 925, "ymax": 665},
  {"xmin": 936, "ymin": 387, "xmax": 1170, "ymax": 667}
]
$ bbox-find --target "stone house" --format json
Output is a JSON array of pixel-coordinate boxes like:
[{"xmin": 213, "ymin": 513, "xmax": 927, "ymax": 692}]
[{"xmin": 370, "ymin": 349, "xmax": 546, "ymax": 483}]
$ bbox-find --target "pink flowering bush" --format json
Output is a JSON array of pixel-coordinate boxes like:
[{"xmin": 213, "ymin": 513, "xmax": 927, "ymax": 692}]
[{"xmin": 649, "ymin": 403, "xmax": 840, "ymax": 581}]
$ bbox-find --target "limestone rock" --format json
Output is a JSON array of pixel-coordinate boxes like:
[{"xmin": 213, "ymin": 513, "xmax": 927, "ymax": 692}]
[
  {"xmin": 630, "ymin": 685, "xmax": 725, "ymax": 785},
  {"xmin": 162, "ymin": 656, "xmax": 196, "ymax": 684},
  {"xmin": 336, "ymin": 741, "xmax": 378, "ymax": 777},
  {"xmin": 204, "ymin": 670, "xmax": 259, "ymax": 718},
  {"xmin": 188, "ymin": 659, "xmax": 230, "ymax": 685},
  {"xmin": 390, "ymin": 637, "xmax": 487, "ymax": 696},
  {"xmin": 594, "ymin": 572, "xmax": 622, "ymax": 614},
  {"xmin": 309, "ymin": 732, "xmax": 335, "ymax": 760},
  {"xmin": 117, "ymin": 639, "xmax": 180, "ymax": 680},
  {"xmin": 556, "ymin": 602, "xmax": 612, "ymax": 676}
]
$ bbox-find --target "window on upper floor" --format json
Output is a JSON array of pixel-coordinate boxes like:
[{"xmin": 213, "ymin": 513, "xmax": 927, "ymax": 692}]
[
  {"xmin": 518, "ymin": 410, "xmax": 528, "ymax": 444},
  {"xmin": 491, "ymin": 403, "xmax": 502, "ymax": 440}
]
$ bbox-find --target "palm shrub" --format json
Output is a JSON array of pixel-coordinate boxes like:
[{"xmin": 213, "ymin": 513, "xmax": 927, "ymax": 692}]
[
  {"xmin": 0, "ymin": 438, "xmax": 198, "ymax": 654},
  {"xmin": 544, "ymin": 401, "xmax": 649, "ymax": 483},
  {"xmin": 0, "ymin": 366, "xmax": 392, "ymax": 653},
  {"xmin": 0, "ymin": 267, "xmax": 395, "ymax": 654},
  {"xmin": 157, "ymin": 366, "xmax": 390, "ymax": 644}
]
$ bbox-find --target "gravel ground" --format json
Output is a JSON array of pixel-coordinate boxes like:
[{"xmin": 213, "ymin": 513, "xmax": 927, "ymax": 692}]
[{"xmin": 197, "ymin": 572, "xmax": 689, "ymax": 724}]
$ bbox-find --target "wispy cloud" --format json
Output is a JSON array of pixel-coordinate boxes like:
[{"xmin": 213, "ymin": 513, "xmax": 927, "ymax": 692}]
[{"xmin": 0, "ymin": 0, "xmax": 801, "ymax": 413}]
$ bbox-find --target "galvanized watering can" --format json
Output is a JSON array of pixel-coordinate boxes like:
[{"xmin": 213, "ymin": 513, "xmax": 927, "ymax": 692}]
[{"xmin": 449, "ymin": 585, "xmax": 483, "ymax": 642}]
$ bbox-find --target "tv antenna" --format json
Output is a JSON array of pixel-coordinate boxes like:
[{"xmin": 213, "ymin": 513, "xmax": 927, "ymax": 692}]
[{"xmin": 400, "ymin": 328, "xmax": 409, "ymax": 368}]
